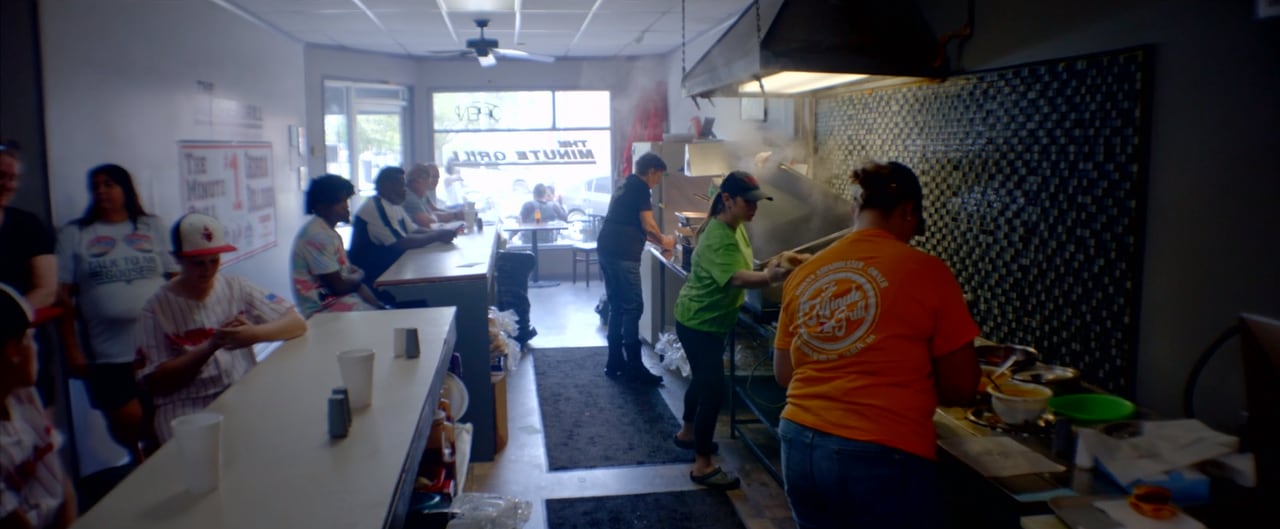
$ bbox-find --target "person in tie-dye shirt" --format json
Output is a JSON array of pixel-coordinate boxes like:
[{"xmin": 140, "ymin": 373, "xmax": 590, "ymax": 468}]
[{"xmin": 290, "ymin": 174, "xmax": 383, "ymax": 318}]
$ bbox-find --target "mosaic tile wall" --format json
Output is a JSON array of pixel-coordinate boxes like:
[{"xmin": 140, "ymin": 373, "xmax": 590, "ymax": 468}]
[{"xmin": 812, "ymin": 48, "xmax": 1149, "ymax": 395}]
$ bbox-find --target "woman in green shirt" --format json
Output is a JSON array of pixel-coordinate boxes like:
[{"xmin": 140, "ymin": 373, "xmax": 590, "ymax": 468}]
[{"xmin": 673, "ymin": 171, "xmax": 791, "ymax": 490}]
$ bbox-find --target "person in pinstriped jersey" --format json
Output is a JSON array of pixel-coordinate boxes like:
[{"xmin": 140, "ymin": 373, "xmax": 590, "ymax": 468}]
[{"xmin": 133, "ymin": 213, "xmax": 306, "ymax": 443}]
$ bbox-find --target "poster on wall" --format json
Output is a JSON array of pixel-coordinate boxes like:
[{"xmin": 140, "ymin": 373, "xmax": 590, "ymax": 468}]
[{"xmin": 178, "ymin": 141, "xmax": 276, "ymax": 265}]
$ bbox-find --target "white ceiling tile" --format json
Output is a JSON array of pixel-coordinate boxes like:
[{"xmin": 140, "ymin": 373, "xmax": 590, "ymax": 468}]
[
  {"xmin": 566, "ymin": 44, "xmax": 625, "ymax": 57},
  {"xmin": 512, "ymin": 30, "xmax": 578, "ymax": 46},
  {"xmin": 522, "ymin": 0, "xmax": 597, "ymax": 10},
  {"xmin": 597, "ymin": 0, "xmax": 680, "ymax": 13},
  {"xmin": 217, "ymin": 0, "xmax": 750, "ymax": 59},
  {"xmin": 442, "ymin": 0, "xmax": 516, "ymax": 11},
  {"xmin": 519, "ymin": 11, "xmax": 588, "ymax": 32},
  {"xmin": 449, "ymin": 11, "xmax": 516, "ymax": 30},
  {"xmin": 362, "ymin": 0, "xmax": 442, "ymax": 9},
  {"xmin": 375, "ymin": 10, "xmax": 450, "ymax": 31},
  {"xmin": 584, "ymin": 10, "xmax": 663, "ymax": 32},
  {"xmin": 236, "ymin": 0, "xmax": 356, "ymax": 15}
]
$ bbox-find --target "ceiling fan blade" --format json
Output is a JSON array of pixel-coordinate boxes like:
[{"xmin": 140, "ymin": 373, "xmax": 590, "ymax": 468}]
[
  {"xmin": 492, "ymin": 48, "xmax": 555, "ymax": 63},
  {"xmin": 426, "ymin": 49, "xmax": 474, "ymax": 57},
  {"xmin": 477, "ymin": 53, "xmax": 497, "ymax": 68}
]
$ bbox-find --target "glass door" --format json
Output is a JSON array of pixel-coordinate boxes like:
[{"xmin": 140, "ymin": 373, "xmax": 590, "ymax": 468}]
[{"xmin": 324, "ymin": 81, "xmax": 409, "ymax": 196}]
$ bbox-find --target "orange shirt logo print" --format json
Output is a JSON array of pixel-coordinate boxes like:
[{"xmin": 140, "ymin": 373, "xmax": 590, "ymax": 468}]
[{"xmin": 793, "ymin": 260, "xmax": 886, "ymax": 361}]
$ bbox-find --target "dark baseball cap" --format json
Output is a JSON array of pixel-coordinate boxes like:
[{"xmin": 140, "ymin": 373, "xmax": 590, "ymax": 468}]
[{"xmin": 720, "ymin": 171, "xmax": 773, "ymax": 202}]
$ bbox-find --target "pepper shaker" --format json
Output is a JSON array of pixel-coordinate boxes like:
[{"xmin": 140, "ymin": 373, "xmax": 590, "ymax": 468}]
[
  {"xmin": 328, "ymin": 394, "xmax": 349, "ymax": 438},
  {"xmin": 333, "ymin": 387, "xmax": 351, "ymax": 425}
]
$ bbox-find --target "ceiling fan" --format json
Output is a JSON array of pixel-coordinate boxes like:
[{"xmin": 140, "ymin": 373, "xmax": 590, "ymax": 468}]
[{"xmin": 429, "ymin": 18, "xmax": 555, "ymax": 68}]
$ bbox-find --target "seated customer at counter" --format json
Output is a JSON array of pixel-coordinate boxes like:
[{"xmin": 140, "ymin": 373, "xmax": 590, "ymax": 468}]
[
  {"xmin": 404, "ymin": 163, "xmax": 462, "ymax": 230},
  {"xmin": 291, "ymin": 174, "xmax": 385, "ymax": 318},
  {"xmin": 348, "ymin": 167, "xmax": 458, "ymax": 298},
  {"xmin": 0, "ymin": 283, "xmax": 76, "ymax": 529},
  {"xmin": 772, "ymin": 161, "xmax": 980, "ymax": 529},
  {"xmin": 135, "ymin": 213, "xmax": 307, "ymax": 442}
]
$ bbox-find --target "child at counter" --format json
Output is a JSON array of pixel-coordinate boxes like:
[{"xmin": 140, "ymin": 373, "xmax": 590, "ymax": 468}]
[
  {"xmin": 0, "ymin": 282, "xmax": 77, "ymax": 529},
  {"xmin": 135, "ymin": 213, "xmax": 307, "ymax": 443}
]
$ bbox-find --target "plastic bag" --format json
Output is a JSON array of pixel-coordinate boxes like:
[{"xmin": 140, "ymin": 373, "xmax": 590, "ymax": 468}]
[
  {"xmin": 656, "ymin": 331, "xmax": 690, "ymax": 378},
  {"xmin": 488, "ymin": 307, "xmax": 519, "ymax": 339},
  {"xmin": 447, "ymin": 492, "xmax": 533, "ymax": 529}
]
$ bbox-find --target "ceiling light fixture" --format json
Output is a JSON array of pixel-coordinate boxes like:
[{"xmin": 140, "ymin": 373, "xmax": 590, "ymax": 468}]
[
  {"xmin": 442, "ymin": 0, "xmax": 516, "ymax": 10},
  {"xmin": 738, "ymin": 72, "xmax": 869, "ymax": 95}
]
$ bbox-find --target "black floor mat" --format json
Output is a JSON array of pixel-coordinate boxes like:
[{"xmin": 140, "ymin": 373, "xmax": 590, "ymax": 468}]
[
  {"xmin": 545, "ymin": 489, "xmax": 746, "ymax": 529},
  {"xmin": 533, "ymin": 347, "xmax": 689, "ymax": 471}
]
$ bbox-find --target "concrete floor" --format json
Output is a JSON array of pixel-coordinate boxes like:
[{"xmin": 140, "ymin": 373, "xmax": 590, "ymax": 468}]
[{"xmin": 467, "ymin": 280, "xmax": 796, "ymax": 529}]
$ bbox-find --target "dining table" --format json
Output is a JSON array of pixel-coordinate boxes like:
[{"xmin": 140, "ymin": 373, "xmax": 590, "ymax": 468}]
[
  {"xmin": 71, "ymin": 307, "xmax": 458, "ymax": 529},
  {"xmin": 501, "ymin": 220, "xmax": 568, "ymax": 288}
]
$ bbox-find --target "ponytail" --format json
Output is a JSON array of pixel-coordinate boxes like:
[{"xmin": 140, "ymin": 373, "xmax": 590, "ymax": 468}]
[{"xmin": 696, "ymin": 192, "xmax": 728, "ymax": 237}]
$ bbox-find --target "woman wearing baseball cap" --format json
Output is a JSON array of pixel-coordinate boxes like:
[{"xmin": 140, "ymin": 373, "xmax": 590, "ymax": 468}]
[
  {"xmin": 133, "ymin": 213, "xmax": 307, "ymax": 442},
  {"xmin": 672, "ymin": 171, "xmax": 797, "ymax": 490}
]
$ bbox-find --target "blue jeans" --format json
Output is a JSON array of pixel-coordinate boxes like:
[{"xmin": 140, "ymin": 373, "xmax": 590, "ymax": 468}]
[
  {"xmin": 598, "ymin": 257, "xmax": 643, "ymax": 372},
  {"xmin": 779, "ymin": 418, "xmax": 941, "ymax": 529}
]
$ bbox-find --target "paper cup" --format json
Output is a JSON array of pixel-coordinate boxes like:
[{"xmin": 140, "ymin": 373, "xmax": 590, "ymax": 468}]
[
  {"xmin": 337, "ymin": 349, "xmax": 375, "ymax": 408},
  {"xmin": 170, "ymin": 412, "xmax": 223, "ymax": 494},
  {"xmin": 393, "ymin": 328, "xmax": 420, "ymax": 359}
]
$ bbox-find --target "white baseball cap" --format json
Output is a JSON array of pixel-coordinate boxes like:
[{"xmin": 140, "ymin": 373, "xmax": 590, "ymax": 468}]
[{"xmin": 173, "ymin": 213, "xmax": 237, "ymax": 257}]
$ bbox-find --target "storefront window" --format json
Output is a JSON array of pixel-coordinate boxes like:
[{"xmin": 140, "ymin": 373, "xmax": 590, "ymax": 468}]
[{"xmin": 432, "ymin": 90, "xmax": 611, "ymax": 233}]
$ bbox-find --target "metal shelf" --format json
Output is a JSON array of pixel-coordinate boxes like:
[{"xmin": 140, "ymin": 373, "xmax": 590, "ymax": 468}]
[{"xmin": 727, "ymin": 314, "xmax": 785, "ymax": 487}]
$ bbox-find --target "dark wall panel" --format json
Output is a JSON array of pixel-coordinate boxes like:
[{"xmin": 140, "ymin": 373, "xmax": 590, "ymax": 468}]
[{"xmin": 813, "ymin": 48, "xmax": 1150, "ymax": 395}]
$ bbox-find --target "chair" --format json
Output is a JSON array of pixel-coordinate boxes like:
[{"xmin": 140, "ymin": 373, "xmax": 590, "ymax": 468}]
[
  {"xmin": 571, "ymin": 241, "xmax": 598, "ymax": 286},
  {"xmin": 571, "ymin": 215, "xmax": 604, "ymax": 286}
]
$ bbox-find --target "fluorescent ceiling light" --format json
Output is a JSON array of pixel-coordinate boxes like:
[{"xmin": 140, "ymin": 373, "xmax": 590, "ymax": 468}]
[
  {"xmin": 443, "ymin": 0, "xmax": 515, "ymax": 10},
  {"xmin": 738, "ymin": 72, "xmax": 870, "ymax": 95}
]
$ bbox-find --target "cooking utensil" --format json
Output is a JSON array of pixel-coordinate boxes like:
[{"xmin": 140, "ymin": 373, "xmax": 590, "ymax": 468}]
[
  {"xmin": 975, "ymin": 344, "xmax": 1041, "ymax": 370},
  {"xmin": 1013, "ymin": 364, "xmax": 1081, "ymax": 390},
  {"xmin": 986, "ymin": 355, "xmax": 1018, "ymax": 392}
]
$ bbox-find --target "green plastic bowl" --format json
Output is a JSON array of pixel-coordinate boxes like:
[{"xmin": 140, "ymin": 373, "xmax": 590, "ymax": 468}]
[{"xmin": 1048, "ymin": 394, "xmax": 1136, "ymax": 423}]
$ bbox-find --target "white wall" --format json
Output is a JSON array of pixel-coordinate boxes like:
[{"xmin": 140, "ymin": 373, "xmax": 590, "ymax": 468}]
[{"xmin": 40, "ymin": 0, "xmax": 306, "ymax": 297}]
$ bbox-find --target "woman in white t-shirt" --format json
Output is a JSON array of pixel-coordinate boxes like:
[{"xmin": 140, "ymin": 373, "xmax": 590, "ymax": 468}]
[{"xmin": 56, "ymin": 164, "xmax": 177, "ymax": 461}]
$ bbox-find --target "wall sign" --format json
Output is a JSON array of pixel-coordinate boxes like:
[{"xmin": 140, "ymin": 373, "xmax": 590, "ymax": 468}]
[{"xmin": 178, "ymin": 141, "xmax": 277, "ymax": 265}]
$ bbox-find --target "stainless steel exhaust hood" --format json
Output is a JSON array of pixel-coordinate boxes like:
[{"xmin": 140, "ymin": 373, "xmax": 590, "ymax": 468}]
[{"xmin": 682, "ymin": 0, "xmax": 947, "ymax": 98}]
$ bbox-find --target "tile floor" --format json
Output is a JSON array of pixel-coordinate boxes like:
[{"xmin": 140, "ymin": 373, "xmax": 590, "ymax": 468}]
[{"xmin": 467, "ymin": 281, "xmax": 796, "ymax": 529}]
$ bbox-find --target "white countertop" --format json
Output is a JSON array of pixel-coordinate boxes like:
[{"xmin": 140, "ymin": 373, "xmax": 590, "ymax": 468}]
[
  {"xmin": 73, "ymin": 307, "xmax": 458, "ymax": 529},
  {"xmin": 375, "ymin": 230, "xmax": 497, "ymax": 287}
]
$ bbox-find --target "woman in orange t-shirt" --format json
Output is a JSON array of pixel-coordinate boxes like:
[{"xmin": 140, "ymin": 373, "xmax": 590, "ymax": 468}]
[{"xmin": 772, "ymin": 161, "xmax": 980, "ymax": 529}]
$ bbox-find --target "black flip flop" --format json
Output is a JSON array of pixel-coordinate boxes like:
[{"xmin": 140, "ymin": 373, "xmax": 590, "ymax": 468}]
[
  {"xmin": 672, "ymin": 435, "xmax": 719, "ymax": 454},
  {"xmin": 689, "ymin": 467, "xmax": 741, "ymax": 490}
]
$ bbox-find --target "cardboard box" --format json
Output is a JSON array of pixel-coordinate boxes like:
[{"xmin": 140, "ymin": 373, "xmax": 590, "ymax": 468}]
[{"xmin": 493, "ymin": 376, "xmax": 508, "ymax": 453}]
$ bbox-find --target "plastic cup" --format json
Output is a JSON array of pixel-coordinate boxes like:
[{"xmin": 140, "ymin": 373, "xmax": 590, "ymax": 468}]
[
  {"xmin": 170, "ymin": 412, "xmax": 223, "ymax": 494},
  {"xmin": 337, "ymin": 349, "xmax": 375, "ymax": 408}
]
